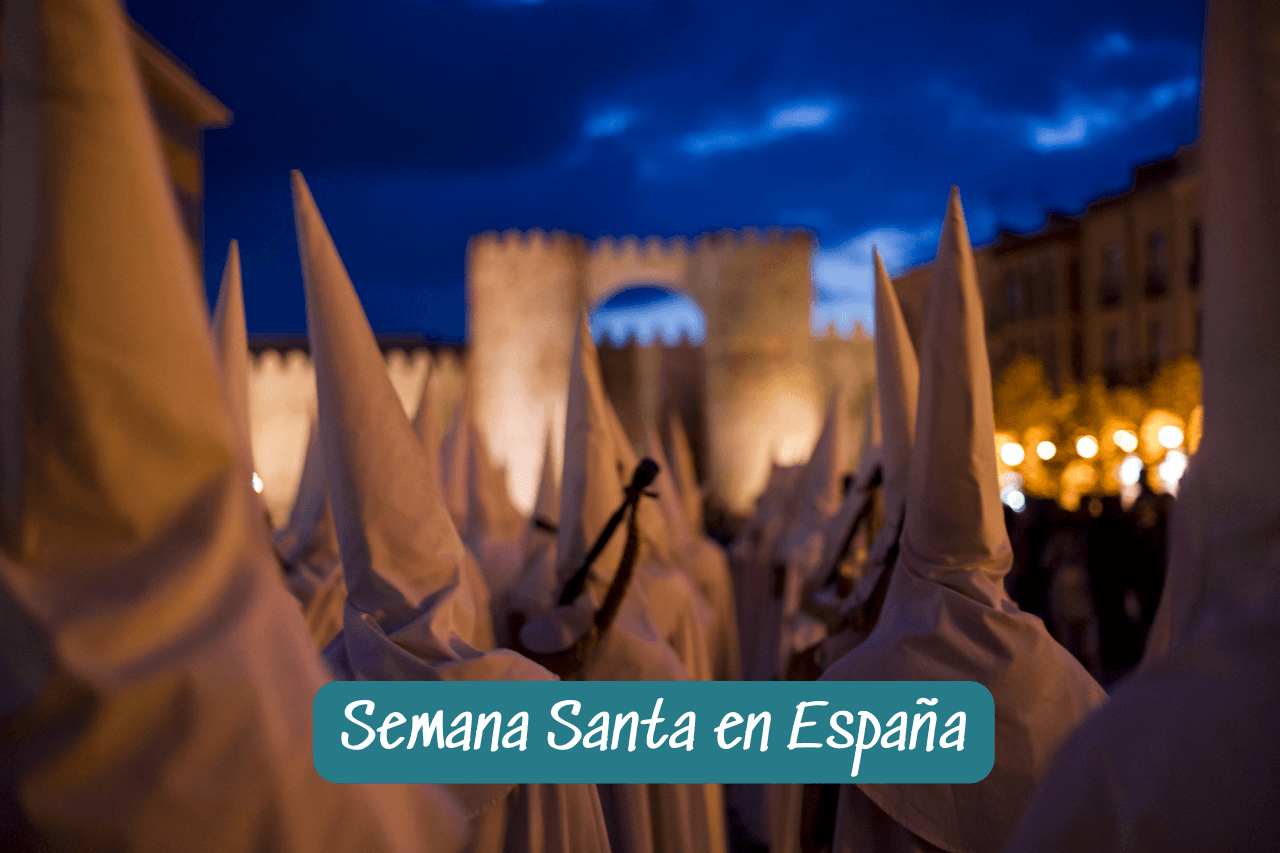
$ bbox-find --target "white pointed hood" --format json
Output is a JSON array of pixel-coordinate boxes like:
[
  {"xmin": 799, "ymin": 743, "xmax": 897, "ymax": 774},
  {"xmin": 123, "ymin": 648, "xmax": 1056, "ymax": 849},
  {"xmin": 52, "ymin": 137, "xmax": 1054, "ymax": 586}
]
[
  {"xmin": 293, "ymin": 170, "xmax": 497, "ymax": 659},
  {"xmin": 411, "ymin": 366, "xmax": 445, "ymax": 496},
  {"xmin": 210, "ymin": 240, "xmax": 254, "ymax": 459},
  {"xmin": 1007, "ymin": 6, "xmax": 1280, "ymax": 849},
  {"xmin": 440, "ymin": 391, "xmax": 472, "ymax": 533},
  {"xmin": 468, "ymin": 422, "xmax": 527, "ymax": 546},
  {"xmin": 1145, "ymin": 0, "xmax": 1280, "ymax": 658},
  {"xmin": 668, "ymin": 413, "xmax": 704, "ymax": 533},
  {"xmin": 798, "ymin": 387, "xmax": 848, "ymax": 521},
  {"xmin": 554, "ymin": 312, "xmax": 630, "ymax": 589},
  {"xmin": 834, "ymin": 249, "xmax": 919, "ymax": 614},
  {"xmin": 0, "ymin": 1, "xmax": 464, "ymax": 846},
  {"xmin": 531, "ymin": 424, "xmax": 561, "ymax": 532},
  {"xmin": 273, "ymin": 420, "xmax": 341, "ymax": 572},
  {"xmin": 814, "ymin": 391, "xmax": 881, "ymax": 603},
  {"xmin": 821, "ymin": 189, "xmax": 1104, "ymax": 853}
]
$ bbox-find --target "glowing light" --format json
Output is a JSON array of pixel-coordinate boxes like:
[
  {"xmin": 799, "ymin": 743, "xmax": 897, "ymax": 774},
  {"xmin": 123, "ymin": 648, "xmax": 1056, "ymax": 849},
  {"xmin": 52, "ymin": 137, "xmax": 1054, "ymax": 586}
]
[
  {"xmin": 1076, "ymin": 435, "xmax": 1099, "ymax": 459},
  {"xmin": 251, "ymin": 472, "xmax": 264, "ymax": 494},
  {"xmin": 1118, "ymin": 454, "xmax": 1143, "ymax": 486},
  {"xmin": 1036, "ymin": 440, "xmax": 1057, "ymax": 460},
  {"xmin": 1000, "ymin": 442, "xmax": 1026, "ymax": 466},
  {"xmin": 1158, "ymin": 425, "xmax": 1184, "ymax": 449},
  {"xmin": 1002, "ymin": 488, "xmax": 1027, "ymax": 512},
  {"xmin": 1113, "ymin": 429, "xmax": 1139, "ymax": 453},
  {"xmin": 1159, "ymin": 450, "xmax": 1188, "ymax": 495}
]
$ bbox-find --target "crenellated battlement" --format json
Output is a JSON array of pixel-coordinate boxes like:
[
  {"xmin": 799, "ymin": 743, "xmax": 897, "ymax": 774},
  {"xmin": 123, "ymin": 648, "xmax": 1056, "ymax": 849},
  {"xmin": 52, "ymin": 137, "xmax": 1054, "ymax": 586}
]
[
  {"xmin": 469, "ymin": 227, "xmax": 586, "ymax": 256},
  {"xmin": 592, "ymin": 234, "xmax": 690, "ymax": 259},
  {"xmin": 693, "ymin": 226, "xmax": 813, "ymax": 252}
]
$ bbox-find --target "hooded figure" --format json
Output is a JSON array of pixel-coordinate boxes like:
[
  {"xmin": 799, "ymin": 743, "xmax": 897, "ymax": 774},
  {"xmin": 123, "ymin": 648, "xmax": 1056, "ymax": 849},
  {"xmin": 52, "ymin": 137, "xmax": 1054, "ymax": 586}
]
[
  {"xmin": 506, "ymin": 426, "xmax": 563, "ymax": 631},
  {"xmin": 0, "ymin": 1, "xmax": 465, "ymax": 848},
  {"xmin": 516, "ymin": 315, "xmax": 729, "ymax": 853},
  {"xmin": 1006, "ymin": 2, "xmax": 1280, "ymax": 848},
  {"xmin": 666, "ymin": 414, "xmax": 705, "ymax": 534},
  {"xmin": 747, "ymin": 389, "xmax": 848, "ymax": 682},
  {"xmin": 275, "ymin": 421, "xmax": 349, "ymax": 648},
  {"xmin": 770, "ymin": 253, "xmax": 908, "ymax": 853},
  {"xmin": 819, "ymin": 189, "xmax": 1105, "ymax": 853},
  {"xmin": 292, "ymin": 171, "xmax": 611, "ymax": 853},
  {"xmin": 802, "ymin": 388, "xmax": 883, "ymax": 640},
  {"xmin": 465, "ymin": 422, "xmax": 528, "ymax": 633},
  {"xmin": 816, "ymin": 249, "xmax": 920, "ymax": 667},
  {"xmin": 646, "ymin": 424, "xmax": 741, "ymax": 682},
  {"xmin": 414, "ymin": 367, "xmax": 524, "ymax": 644}
]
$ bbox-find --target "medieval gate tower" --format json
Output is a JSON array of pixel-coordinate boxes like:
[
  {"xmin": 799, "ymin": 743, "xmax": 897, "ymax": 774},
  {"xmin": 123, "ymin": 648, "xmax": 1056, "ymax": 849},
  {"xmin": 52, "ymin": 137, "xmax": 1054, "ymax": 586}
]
[{"xmin": 466, "ymin": 227, "xmax": 823, "ymax": 517}]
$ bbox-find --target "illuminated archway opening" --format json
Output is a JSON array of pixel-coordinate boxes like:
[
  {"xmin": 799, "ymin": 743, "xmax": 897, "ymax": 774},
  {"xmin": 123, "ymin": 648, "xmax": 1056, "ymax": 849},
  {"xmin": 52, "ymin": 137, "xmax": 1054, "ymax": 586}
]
[{"xmin": 589, "ymin": 284, "xmax": 707, "ymax": 346}]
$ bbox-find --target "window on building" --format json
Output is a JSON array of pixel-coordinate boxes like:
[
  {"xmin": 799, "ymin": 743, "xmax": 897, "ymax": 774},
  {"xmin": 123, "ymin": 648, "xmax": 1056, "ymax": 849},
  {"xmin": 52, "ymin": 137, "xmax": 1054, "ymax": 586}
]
[
  {"xmin": 1005, "ymin": 271, "xmax": 1022, "ymax": 321},
  {"xmin": 1188, "ymin": 220, "xmax": 1202, "ymax": 290},
  {"xmin": 1100, "ymin": 244, "xmax": 1124, "ymax": 307},
  {"xmin": 1195, "ymin": 308, "xmax": 1203, "ymax": 356},
  {"xmin": 1148, "ymin": 320, "xmax": 1166, "ymax": 368},
  {"xmin": 1145, "ymin": 231, "xmax": 1168, "ymax": 297},
  {"xmin": 1043, "ymin": 332, "xmax": 1059, "ymax": 391},
  {"xmin": 1068, "ymin": 260, "xmax": 1081, "ymax": 313},
  {"xmin": 1070, "ymin": 330, "xmax": 1084, "ymax": 382},
  {"xmin": 1040, "ymin": 258, "xmax": 1057, "ymax": 315},
  {"xmin": 1104, "ymin": 326, "xmax": 1121, "ymax": 383}
]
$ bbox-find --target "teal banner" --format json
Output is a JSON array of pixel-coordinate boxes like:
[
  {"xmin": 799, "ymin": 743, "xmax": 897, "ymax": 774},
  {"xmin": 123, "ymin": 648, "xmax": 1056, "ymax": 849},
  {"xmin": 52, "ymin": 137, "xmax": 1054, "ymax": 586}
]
[{"xmin": 313, "ymin": 681, "xmax": 993, "ymax": 784}]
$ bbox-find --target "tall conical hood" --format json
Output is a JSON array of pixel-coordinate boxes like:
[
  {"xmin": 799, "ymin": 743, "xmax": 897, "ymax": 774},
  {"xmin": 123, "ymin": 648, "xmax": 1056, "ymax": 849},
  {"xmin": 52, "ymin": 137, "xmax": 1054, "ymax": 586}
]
[
  {"xmin": 440, "ymin": 391, "xmax": 471, "ymax": 532},
  {"xmin": 667, "ymin": 413, "xmax": 704, "ymax": 532},
  {"xmin": 531, "ymin": 423, "xmax": 561, "ymax": 530},
  {"xmin": 0, "ymin": 1, "xmax": 464, "ymax": 846},
  {"xmin": 1152, "ymin": 0, "xmax": 1280, "ymax": 651},
  {"xmin": 646, "ymin": 423, "xmax": 696, "ymax": 550},
  {"xmin": 411, "ymin": 366, "xmax": 445, "ymax": 498},
  {"xmin": 817, "ymin": 391, "xmax": 881, "ymax": 588},
  {"xmin": 833, "ymin": 249, "xmax": 921, "ymax": 613},
  {"xmin": 467, "ymin": 422, "xmax": 526, "ymax": 544},
  {"xmin": 853, "ymin": 389, "xmax": 882, "ymax": 483},
  {"xmin": 293, "ymin": 170, "xmax": 480, "ymax": 628},
  {"xmin": 210, "ymin": 240, "xmax": 253, "ymax": 459},
  {"xmin": 900, "ymin": 188, "xmax": 1009, "ymax": 601},
  {"xmin": 556, "ymin": 312, "xmax": 628, "ymax": 588},
  {"xmin": 273, "ymin": 419, "xmax": 341, "ymax": 570},
  {"xmin": 819, "ymin": 191, "xmax": 1104, "ymax": 853},
  {"xmin": 0, "ymin": 10, "xmax": 232, "ymax": 561},
  {"xmin": 872, "ymin": 247, "xmax": 919, "ymax": 523},
  {"xmin": 798, "ymin": 386, "xmax": 847, "ymax": 520}
]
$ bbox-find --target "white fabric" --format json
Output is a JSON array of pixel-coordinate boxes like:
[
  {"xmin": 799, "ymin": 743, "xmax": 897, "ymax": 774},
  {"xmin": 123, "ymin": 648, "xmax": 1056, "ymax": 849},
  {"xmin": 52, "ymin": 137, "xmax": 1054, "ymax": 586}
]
[
  {"xmin": 646, "ymin": 425, "xmax": 741, "ymax": 682},
  {"xmin": 1006, "ymin": 3, "xmax": 1280, "ymax": 849},
  {"xmin": 820, "ymin": 189, "xmax": 1105, "ymax": 853},
  {"xmin": 666, "ymin": 414, "xmax": 704, "ymax": 534},
  {"xmin": 0, "ymin": 2, "xmax": 467, "ymax": 847},
  {"xmin": 837, "ymin": 249, "xmax": 920, "ymax": 622},
  {"xmin": 749, "ymin": 389, "xmax": 848, "ymax": 681},
  {"xmin": 292, "ymin": 171, "xmax": 608, "ymax": 853},
  {"xmin": 517, "ymin": 314, "xmax": 723, "ymax": 853},
  {"xmin": 294, "ymin": 171, "xmax": 497, "ymax": 657}
]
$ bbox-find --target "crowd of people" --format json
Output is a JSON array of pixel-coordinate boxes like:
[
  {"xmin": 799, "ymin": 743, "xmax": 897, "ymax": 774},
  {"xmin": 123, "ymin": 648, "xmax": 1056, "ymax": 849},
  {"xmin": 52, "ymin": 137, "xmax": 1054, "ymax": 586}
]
[{"xmin": 2, "ymin": 0, "xmax": 1277, "ymax": 851}]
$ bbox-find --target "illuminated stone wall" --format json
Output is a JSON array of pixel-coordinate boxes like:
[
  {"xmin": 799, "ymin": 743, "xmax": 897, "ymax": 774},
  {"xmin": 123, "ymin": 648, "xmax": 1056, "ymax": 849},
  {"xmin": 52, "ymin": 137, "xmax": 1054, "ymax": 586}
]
[
  {"xmin": 467, "ymin": 227, "xmax": 833, "ymax": 517},
  {"xmin": 246, "ymin": 345, "xmax": 466, "ymax": 526}
]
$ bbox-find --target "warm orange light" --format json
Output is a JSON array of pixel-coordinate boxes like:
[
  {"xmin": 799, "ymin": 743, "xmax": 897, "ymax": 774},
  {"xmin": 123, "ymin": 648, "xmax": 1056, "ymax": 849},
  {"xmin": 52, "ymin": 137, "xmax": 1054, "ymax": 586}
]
[{"xmin": 1076, "ymin": 435, "xmax": 1099, "ymax": 459}]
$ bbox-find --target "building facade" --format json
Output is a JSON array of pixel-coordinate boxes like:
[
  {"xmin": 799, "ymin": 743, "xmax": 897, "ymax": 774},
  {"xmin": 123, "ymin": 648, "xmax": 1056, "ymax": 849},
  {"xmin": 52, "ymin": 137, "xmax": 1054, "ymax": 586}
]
[
  {"xmin": 131, "ymin": 23, "xmax": 231, "ymax": 265},
  {"xmin": 895, "ymin": 146, "xmax": 1203, "ymax": 393}
]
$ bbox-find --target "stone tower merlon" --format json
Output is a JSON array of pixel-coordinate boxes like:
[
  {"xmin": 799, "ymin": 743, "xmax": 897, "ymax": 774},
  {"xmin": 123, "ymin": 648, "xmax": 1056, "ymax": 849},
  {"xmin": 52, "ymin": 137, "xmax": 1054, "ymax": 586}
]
[
  {"xmin": 686, "ymin": 227, "xmax": 821, "ymax": 513},
  {"xmin": 466, "ymin": 228, "xmax": 588, "ymax": 512},
  {"xmin": 466, "ymin": 225, "xmax": 825, "ymax": 518}
]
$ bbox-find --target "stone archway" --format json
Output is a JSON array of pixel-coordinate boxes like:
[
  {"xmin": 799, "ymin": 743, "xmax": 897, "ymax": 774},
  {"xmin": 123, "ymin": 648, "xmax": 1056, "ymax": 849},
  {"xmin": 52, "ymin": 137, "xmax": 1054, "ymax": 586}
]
[{"xmin": 466, "ymin": 228, "xmax": 823, "ymax": 517}]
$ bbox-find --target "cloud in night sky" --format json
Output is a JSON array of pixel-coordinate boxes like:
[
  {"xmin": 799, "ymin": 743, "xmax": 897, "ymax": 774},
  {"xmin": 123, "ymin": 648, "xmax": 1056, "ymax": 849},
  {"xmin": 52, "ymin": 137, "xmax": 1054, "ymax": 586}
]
[{"xmin": 125, "ymin": 0, "xmax": 1206, "ymax": 341}]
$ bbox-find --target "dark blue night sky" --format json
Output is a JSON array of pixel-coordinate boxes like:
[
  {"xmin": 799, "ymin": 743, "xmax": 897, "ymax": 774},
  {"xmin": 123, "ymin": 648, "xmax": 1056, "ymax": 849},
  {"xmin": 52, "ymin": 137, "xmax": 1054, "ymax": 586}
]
[{"xmin": 126, "ymin": 0, "xmax": 1206, "ymax": 341}]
